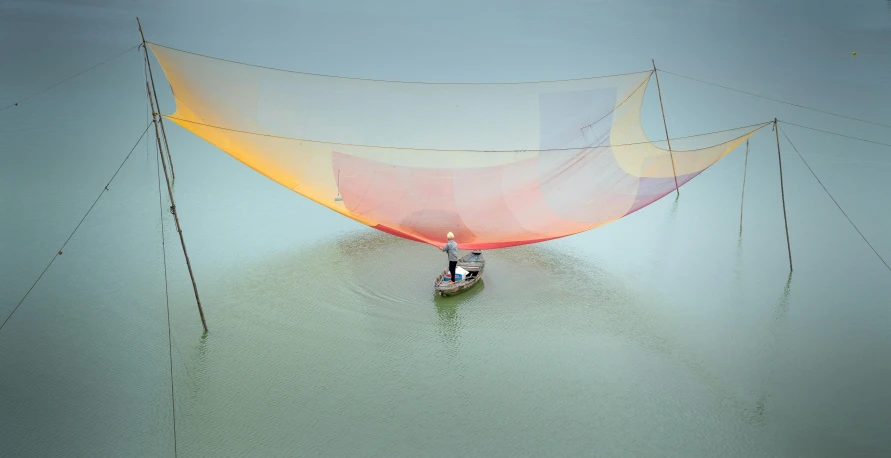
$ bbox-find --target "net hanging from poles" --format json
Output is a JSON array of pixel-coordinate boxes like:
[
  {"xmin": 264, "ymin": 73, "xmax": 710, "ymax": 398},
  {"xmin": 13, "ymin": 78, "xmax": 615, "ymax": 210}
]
[{"xmin": 147, "ymin": 43, "xmax": 766, "ymax": 249}]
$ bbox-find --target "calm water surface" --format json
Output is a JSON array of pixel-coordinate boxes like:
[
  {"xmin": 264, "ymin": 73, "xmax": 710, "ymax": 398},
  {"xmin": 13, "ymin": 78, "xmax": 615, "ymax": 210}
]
[{"xmin": 2, "ymin": 0, "xmax": 890, "ymax": 456}]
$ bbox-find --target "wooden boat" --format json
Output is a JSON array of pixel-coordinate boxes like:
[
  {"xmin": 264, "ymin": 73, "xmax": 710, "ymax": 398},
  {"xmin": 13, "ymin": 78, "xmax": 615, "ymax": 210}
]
[{"xmin": 434, "ymin": 251, "xmax": 485, "ymax": 297}]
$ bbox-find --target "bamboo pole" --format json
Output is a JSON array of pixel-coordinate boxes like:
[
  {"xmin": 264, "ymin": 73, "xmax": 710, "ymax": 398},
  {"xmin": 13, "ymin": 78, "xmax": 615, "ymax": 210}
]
[
  {"xmin": 773, "ymin": 119, "xmax": 793, "ymax": 272},
  {"xmin": 652, "ymin": 60, "xmax": 680, "ymax": 196},
  {"xmin": 145, "ymin": 81, "xmax": 208, "ymax": 333},
  {"xmin": 139, "ymin": 22, "xmax": 209, "ymax": 332},
  {"xmin": 137, "ymin": 17, "xmax": 175, "ymax": 181}
]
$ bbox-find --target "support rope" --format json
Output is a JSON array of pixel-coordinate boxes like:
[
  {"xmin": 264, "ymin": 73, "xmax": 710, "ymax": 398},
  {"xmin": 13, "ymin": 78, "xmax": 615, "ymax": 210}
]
[
  {"xmin": 652, "ymin": 61, "xmax": 680, "ymax": 195},
  {"xmin": 145, "ymin": 41, "xmax": 649, "ymax": 85},
  {"xmin": 580, "ymin": 71, "xmax": 652, "ymax": 131},
  {"xmin": 779, "ymin": 125, "xmax": 891, "ymax": 273},
  {"xmin": 164, "ymin": 116, "xmax": 771, "ymax": 153},
  {"xmin": 156, "ymin": 131, "xmax": 179, "ymax": 458},
  {"xmin": 739, "ymin": 139, "xmax": 749, "ymax": 235},
  {"xmin": 779, "ymin": 121, "xmax": 891, "ymax": 149},
  {"xmin": 145, "ymin": 54, "xmax": 152, "ymax": 163},
  {"xmin": 657, "ymin": 69, "xmax": 891, "ymax": 131},
  {"xmin": 0, "ymin": 44, "xmax": 140, "ymax": 112},
  {"xmin": 143, "ymin": 39, "xmax": 179, "ymax": 456},
  {"xmin": 0, "ymin": 124, "xmax": 152, "ymax": 335}
]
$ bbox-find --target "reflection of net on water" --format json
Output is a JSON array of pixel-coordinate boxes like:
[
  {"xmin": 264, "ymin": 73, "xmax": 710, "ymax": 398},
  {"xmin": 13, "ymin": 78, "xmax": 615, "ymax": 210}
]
[{"xmin": 148, "ymin": 43, "xmax": 766, "ymax": 249}]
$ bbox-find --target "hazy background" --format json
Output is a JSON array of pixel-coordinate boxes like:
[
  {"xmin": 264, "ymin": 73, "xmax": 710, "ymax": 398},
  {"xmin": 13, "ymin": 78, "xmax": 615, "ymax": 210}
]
[{"xmin": 1, "ymin": 0, "xmax": 890, "ymax": 456}]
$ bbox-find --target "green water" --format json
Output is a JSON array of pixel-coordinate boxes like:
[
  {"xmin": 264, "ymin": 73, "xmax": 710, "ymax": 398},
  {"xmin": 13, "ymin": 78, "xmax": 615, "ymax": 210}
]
[
  {"xmin": 2, "ymin": 165, "xmax": 889, "ymax": 456},
  {"xmin": 0, "ymin": 225, "xmax": 796, "ymax": 457},
  {"xmin": 3, "ymin": 0, "xmax": 891, "ymax": 456}
]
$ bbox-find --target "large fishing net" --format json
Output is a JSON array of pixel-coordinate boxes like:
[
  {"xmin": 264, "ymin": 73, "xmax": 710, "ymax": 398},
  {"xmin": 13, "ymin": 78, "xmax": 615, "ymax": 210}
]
[{"xmin": 148, "ymin": 43, "xmax": 765, "ymax": 249}]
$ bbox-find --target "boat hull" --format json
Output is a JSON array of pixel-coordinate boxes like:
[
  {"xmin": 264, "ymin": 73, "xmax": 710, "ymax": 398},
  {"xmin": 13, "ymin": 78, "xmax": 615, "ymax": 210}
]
[{"xmin": 434, "ymin": 251, "xmax": 485, "ymax": 297}]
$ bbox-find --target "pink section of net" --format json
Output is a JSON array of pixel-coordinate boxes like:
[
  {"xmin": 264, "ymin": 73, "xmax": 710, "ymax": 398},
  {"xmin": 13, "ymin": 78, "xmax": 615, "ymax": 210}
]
[{"xmin": 331, "ymin": 146, "xmax": 665, "ymax": 249}]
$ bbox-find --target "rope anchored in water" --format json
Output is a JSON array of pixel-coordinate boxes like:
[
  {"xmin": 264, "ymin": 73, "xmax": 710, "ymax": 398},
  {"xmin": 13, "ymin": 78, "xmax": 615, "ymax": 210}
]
[
  {"xmin": 155, "ymin": 134, "xmax": 179, "ymax": 458},
  {"xmin": 0, "ymin": 123, "xmax": 152, "ymax": 335},
  {"xmin": 739, "ymin": 139, "xmax": 749, "ymax": 235},
  {"xmin": 779, "ymin": 124, "xmax": 891, "ymax": 273},
  {"xmin": 0, "ymin": 43, "xmax": 141, "ymax": 112}
]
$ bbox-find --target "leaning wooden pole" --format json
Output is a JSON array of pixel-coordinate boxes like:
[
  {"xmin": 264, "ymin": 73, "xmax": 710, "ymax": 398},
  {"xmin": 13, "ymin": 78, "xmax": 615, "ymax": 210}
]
[
  {"xmin": 137, "ymin": 17, "xmax": 175, "ymax": 181},
  {"xmin": 146, "ymin": 81, "xmax": 208, "ymax": 333},
  {"xmin": 140, "ymin": 29, "xmax": 209, "ymax": 333},
  {"xmin": 652, "ymin": 60, "xmax": 680, "ymax": 196},
  {"xmin": 773, "ymin": 119, "xmax": 793, "ymax": 273}
]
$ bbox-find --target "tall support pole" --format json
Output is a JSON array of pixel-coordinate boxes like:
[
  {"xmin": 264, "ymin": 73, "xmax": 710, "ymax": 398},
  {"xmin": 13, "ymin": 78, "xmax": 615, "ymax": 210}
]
[
  {"xmin": 652, "ymin": 60, "xmax": 680, "ymax": 196},
  {"xmin": 137, "ymin": 17, "xmax": 175, "ymax": 180},
  {"xmin": 773, "ymin": 119, "xmax": 793, "ymax": 273},
  {"xmin": 146, "ymin": 81, "xmax": 208, "ymax": 333},
  {"xmin": 139, "ymin": 24, "xmax": 209, "ymax": 333}
]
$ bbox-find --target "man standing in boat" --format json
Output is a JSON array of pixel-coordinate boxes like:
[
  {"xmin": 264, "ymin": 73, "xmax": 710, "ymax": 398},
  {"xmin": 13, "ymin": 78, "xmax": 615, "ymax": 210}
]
[{"xmin": 442, "ymin": 232, "xmax": 458, "ymax": 283}]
